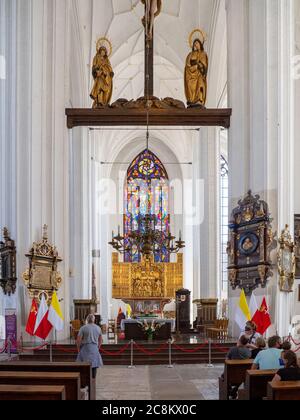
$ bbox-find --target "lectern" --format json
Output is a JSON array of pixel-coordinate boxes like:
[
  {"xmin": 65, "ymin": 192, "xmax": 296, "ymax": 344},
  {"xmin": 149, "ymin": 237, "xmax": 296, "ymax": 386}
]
[{"xmin": 176, "ymin": 289, "xmax": 191, "ymax": 333}]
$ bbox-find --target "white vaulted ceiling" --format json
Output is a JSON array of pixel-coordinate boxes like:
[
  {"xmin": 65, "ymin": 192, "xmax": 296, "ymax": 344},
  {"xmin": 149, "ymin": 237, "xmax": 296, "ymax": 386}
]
[{"xmin": 72, "ymin": 0, "xmax": 227, "ymax": 107}]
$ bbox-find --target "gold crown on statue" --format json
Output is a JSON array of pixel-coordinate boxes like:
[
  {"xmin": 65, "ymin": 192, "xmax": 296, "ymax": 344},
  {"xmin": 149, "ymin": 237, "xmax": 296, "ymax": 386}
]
[{"xmin": 96, "ymin": 37, "xmax": 113, "ymax": 58}]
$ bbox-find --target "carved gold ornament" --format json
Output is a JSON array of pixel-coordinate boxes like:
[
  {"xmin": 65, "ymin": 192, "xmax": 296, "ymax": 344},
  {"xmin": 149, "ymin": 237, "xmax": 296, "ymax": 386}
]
[
  {"xmin": 189, "ymin": 29, "xmax": 207, "ymax": 48},
  {"xmin": 277, "ymin": 225, "xmax": 295, "ymax": 293},
  {"xmin": 112, "ymin": 253, "xmax": 183, "ymax": 300},
  {"xmin": 22, "ymin": 225, "xmax": 63, "ymax": 304},
  {"xmin": 96, "ymin": 37, "xmax": 113, "ymax": 58}
]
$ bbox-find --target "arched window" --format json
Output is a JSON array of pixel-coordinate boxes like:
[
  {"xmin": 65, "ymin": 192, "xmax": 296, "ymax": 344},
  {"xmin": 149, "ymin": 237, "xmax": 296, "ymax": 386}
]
[{"xmin": 124, "ymin": 149, "xmax": 170, "ymax": 262}]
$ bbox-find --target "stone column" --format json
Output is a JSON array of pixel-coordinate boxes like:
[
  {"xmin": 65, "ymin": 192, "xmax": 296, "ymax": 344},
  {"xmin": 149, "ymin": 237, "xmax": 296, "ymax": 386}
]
[
  {"xmin": 226, "ymin": 0, "xmax": 295, "ymax": 337},
  {"xmin": 195, "ymin": 128, "xmax": 220, "ymax": 301},
  {"xmin": 0, "ymin": 0, "xmax": 72, "ymax": 340}
]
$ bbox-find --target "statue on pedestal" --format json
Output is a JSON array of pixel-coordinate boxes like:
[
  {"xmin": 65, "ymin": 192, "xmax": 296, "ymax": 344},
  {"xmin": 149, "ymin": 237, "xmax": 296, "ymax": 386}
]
[
  {"xmin": 185, "ymin": 29, "xmax": 208, "ymax": 108},
  {"xmin": 90, "ymin": 38, "xmax": 114, "ymax": 108}
]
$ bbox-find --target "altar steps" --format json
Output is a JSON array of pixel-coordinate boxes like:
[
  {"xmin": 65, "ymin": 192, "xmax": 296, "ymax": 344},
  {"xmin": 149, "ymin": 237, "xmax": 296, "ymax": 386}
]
[{"xmin": 18, "ymin": 342, "xmax": 235, "ymax": 365}]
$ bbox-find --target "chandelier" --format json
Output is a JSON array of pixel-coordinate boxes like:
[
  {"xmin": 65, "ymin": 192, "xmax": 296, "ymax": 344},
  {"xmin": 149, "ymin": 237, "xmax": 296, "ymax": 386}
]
[{"xmin": 109, "ymin": 215, "xmax": 185, "ymax": 259}]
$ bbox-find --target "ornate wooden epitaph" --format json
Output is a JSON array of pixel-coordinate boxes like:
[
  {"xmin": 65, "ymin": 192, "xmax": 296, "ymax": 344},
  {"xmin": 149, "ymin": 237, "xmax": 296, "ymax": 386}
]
[{"xmin": 227, "ymin": 191, "xmax": 276, "ymax": 295}]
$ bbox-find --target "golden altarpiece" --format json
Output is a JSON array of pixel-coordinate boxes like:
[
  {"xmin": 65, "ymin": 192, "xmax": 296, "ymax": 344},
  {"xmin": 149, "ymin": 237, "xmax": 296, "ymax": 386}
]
[{"xmin": 112, "ymin": 253, "xmax": 183, "ymax": 313}]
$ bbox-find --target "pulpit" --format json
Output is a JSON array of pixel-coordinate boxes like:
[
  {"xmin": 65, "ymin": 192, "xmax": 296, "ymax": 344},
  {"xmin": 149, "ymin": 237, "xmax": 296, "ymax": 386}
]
[{"xmin": 176, "ymin": 289, "xmax": 191, "ymax": 333}]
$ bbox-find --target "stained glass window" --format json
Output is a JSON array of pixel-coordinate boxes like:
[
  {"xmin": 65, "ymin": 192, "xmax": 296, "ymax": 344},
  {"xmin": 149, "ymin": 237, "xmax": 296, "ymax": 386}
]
[{"xmin": 124, "ymin": 149, "xmax": 170, "ymax": 262}]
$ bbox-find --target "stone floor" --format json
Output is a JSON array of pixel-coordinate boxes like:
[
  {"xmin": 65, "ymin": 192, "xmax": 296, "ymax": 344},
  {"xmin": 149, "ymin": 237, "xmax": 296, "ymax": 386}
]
[{"xmin": 96, "ymin": 364, "xmax": 223, "ymax": 400}]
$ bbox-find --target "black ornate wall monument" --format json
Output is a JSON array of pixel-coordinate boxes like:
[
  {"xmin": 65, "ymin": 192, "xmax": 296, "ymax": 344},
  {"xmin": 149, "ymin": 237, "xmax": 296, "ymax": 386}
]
[
  {"xmin": 0, "ymin": 228, "xmax": 17, "ymax": 295},
  {"xmin": 227, "ymin": 191, "xmax": 276, "ymax": 295},
  {"xmin": 176, "ymin": 288, "xmax": 191, "ymax": 333}
]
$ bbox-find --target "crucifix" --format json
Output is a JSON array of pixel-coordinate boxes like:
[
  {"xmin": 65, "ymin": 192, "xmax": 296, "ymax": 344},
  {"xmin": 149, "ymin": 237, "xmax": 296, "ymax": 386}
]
[{"xmin": 141, "ymin": 0, "xmax": 162, "ymax": 97}]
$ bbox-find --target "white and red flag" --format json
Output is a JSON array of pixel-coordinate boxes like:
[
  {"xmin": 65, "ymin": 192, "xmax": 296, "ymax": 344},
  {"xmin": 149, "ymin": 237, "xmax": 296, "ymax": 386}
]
[{"xmin": 34, "ymin": 295, "xmax": 53, "ymax": 340}]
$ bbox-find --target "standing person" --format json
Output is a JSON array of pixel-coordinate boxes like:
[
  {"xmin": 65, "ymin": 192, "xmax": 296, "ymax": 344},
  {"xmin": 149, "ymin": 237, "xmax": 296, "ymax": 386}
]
[
  {"xmin": 251, "ymin": 336, "xmax": 282, "ymax": 370},
  {"xmin": 272, "ymin": 350, "xmax": 300, "ymax": 382},
  {"xmin": 239, "ymin": 321, "xmax": 261, "ymax": 349},
  {"xmin": 76, "ymin": 314, "xmax": 103, "ymax": 379}
]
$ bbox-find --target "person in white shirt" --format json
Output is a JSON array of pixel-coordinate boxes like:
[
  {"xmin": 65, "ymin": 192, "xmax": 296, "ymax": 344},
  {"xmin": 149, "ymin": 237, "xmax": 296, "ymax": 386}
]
[
  {"xmin": 251, "ymin": 336, "xmax": 283, "ymax": 371},
  {"xmin": 239, "ymin": 321, "xmax": 261, "ymax": 350}
]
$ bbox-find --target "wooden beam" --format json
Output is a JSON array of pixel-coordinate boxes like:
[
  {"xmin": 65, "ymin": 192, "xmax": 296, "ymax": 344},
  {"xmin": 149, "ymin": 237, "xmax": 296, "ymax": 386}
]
[{"xmin": 65, "ymin": 108, "xmax": 232, "ymax": 129}]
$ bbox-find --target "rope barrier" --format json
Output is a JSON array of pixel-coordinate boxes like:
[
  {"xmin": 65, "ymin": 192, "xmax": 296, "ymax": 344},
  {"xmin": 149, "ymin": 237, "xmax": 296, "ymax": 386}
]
[
  {"xmin": 133, "ymin": 341, "xmax": 168, "ymax": 356},
  {"xmin": 172, "ymin": 342, "xmax": 208, "ymax": 354},
  {"xmin": 100, "ymin": 342, "xmax": 131, "ymax": 356},
  {"xmin": 19, "ymin": 343, "xmax": 49, "ymax": 352},
  {"xmin": 53, "ymin": 345, "xmax": 78, "ymax": 354},
  {"xmin": 290, "ymin": 337, "xmax": 300, "ymax": 347}
]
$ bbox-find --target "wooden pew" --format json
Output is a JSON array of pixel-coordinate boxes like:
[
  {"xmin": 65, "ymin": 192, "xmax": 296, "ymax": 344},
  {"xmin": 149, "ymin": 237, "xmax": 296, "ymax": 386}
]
[
  {"xmin": 19, "ymin": 353, "xmax": 77, "ymax": 362},
  {"xmin": 0, "ymin": 371, "xmax": 81, "ymax": 400},
  {"xmin": 219, "ymin": 359, "xmax": 253, "ymax": 400},
  {"xmin": 0, "ymin": 361, "xmax": 94, "ymax": 400},
  {"xmin": 0, "ymin": 384, "xmax": 66, "ymax": 400},
  {"xmin": 239, "ymin": 370, "xmax": 277, "ymax": 400},
  {"xmin": 267, "ymin": 381, "xmax": 300, "ymax": 400}
]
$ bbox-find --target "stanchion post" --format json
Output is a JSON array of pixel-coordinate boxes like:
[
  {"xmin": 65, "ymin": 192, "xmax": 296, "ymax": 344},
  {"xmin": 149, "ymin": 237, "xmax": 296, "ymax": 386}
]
[
  {"xmin": 128, "ymin": 340, "xmax": 135, "ymax": 369},
  {"xmin": 19, "ymin": 334, "xmax": 23, "ymax": 354},
  {"xmin": 167, "ymin": 339, "xmax": 174, "ymax": 368},
  {"xmin": 49, "ymin": 341, "xmax": 53, "ymax": 363},
  {"xmin": 7, "ymin": 338, "xmax": 11, "ymax": 360},
  {"xmin": 206, "ymin": 338, "xmax": 214, "ymax": 368}
]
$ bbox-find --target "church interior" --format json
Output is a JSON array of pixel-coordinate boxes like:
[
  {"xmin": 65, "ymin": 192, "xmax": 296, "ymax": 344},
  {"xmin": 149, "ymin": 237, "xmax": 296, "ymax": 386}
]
[{"xmin": 1, "ymin": 0, "xmax": 300, "ymax": 401}]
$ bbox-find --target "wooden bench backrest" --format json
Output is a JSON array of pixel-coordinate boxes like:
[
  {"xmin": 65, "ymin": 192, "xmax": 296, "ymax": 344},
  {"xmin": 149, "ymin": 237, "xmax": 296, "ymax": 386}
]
[
  {"xmin": 0, "ymin": 371, "xmax": 81, "ymax": 400},
  {"xmin": 244, "ymin": 370, "xmax": 277, "ymax": 400},
  {"xmin": 0, "ymin": 384, "xmax": 66, "ymax": 400},
  {"xmin": 0, "ymin": 361, "xmax": 93, "ymax": 399},
  {"xmin": 224, "ymin": 360, "xmax": 254, "ymax": 385},
  {"xmin": 267, "ymin": 381, "xmax": 300, "ymax": 400}
]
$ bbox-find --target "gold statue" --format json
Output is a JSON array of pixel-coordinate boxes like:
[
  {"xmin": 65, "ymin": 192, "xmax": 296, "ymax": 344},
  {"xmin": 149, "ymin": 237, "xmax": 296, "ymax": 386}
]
[
  {"xmin": 141, "ymin": 0, "xmax": 162, "ymax": 41},
  {"xmin": 185, "ymin": 29, "xmax": 208, "ymax": 107},
  {"xmin": 90, "ymin": 38, "xmax": 114, "ymax": 108}
]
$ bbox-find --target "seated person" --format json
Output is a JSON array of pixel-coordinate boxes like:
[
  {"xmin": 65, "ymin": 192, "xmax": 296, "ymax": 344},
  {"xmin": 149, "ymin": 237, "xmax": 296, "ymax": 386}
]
[
  {"xmin": 251, "ymin": 337, "xmax": 266, "ymax": 359},
  {"xmin": 227, "ymin": 335, "xmax": 252, "ymax": 360},
  {"xmin": 224, "ymin": 335, "xmax": 251, "ymax": 399},
  {"xmin": 272, "ymin": 350, "xmax": 300, "ymax": 382},
  {"xmin": 281, "ymin": 341, "xmax": 292, "ymax": 351},
  {"xmin": 251, "ymin": 336, "xmax": 282, "ymax": 370},
  {"xmin": 239, "ymin": 321, "xmax": 261, "ymax": 350}
]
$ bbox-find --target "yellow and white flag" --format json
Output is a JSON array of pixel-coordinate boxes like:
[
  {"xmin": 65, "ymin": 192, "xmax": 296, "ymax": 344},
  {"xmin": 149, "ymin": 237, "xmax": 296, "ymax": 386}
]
[
  {"xmin": 126, "ymin": 304, "xmax": 132, "ymax": 318},
  {"xmin": 48, "ymin": 291, "xmax": 64, "ymax": 332},
  {"xmin": 235, "ymin": 289, "xmax": 251, "ymax": 330}
]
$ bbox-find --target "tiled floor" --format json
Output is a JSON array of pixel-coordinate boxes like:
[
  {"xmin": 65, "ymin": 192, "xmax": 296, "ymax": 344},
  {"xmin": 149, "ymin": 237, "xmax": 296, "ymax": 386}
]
[{"xmin": 96, "ymin": 364, "xmax": 223, "ymax": 400}]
